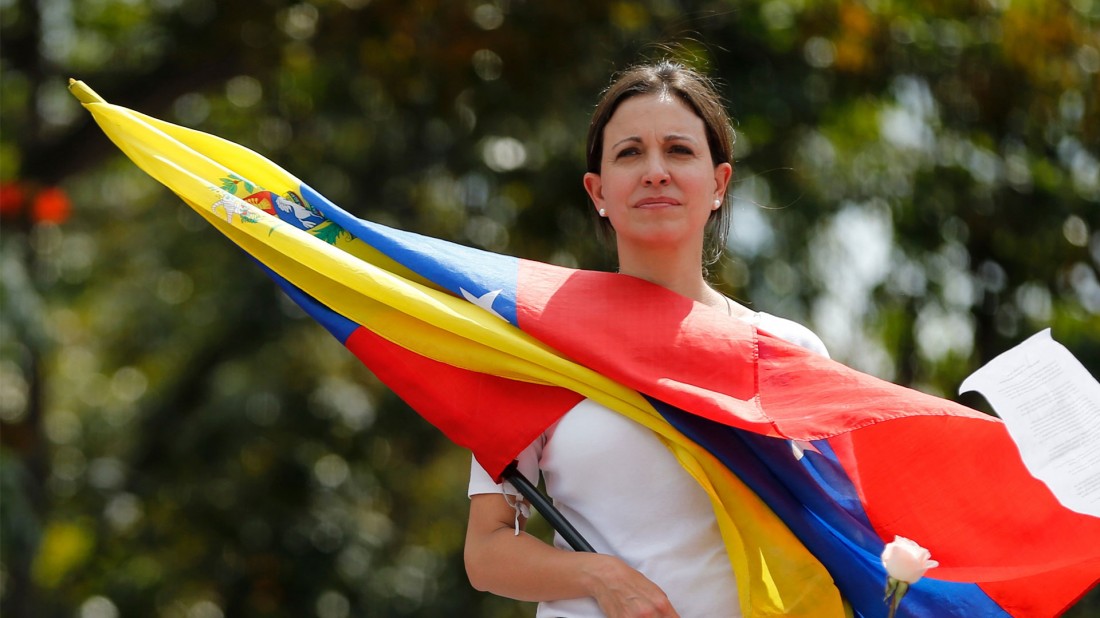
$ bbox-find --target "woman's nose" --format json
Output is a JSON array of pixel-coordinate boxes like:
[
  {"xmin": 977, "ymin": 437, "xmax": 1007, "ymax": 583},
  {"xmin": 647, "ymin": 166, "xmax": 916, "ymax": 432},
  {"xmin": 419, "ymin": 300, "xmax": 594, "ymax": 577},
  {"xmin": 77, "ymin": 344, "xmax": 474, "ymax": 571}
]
[{"xmin": 642, "ymin": 159, "xmax": 671, "ymax": 186}]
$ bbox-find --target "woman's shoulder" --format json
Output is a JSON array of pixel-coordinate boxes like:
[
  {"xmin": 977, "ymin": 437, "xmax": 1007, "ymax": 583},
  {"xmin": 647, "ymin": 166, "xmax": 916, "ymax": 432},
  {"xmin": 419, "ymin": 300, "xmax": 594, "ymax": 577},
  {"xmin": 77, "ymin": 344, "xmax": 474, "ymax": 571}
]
[{"xmin": 752, "ymin": 312, "xmax": 830, "ymax": 359}]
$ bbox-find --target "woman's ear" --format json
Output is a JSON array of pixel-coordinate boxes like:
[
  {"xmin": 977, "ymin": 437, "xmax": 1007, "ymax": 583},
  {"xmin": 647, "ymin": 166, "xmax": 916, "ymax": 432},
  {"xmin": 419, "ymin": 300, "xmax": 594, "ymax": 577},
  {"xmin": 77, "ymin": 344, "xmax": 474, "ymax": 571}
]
[
  {"xmin": 583, "ymin": 172, "xmax": 604, "ymax": 213},
  {"xmin": 714, "ymin": 162, "xmax": 733, "ymax": 199}
]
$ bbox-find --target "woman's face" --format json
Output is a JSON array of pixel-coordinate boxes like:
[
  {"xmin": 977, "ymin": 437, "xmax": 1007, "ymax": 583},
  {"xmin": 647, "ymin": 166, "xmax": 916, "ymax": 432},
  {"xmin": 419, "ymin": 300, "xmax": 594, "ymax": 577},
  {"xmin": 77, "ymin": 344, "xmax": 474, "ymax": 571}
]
[{"xmin": 584, "ymin": 93, "xmax": 732, "ymax": 253}]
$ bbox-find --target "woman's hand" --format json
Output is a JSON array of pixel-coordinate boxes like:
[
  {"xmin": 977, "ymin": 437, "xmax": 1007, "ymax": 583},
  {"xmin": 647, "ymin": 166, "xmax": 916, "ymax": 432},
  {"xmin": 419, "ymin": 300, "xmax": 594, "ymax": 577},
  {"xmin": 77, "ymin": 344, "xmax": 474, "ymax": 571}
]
[
  {"xmin": 583, "ymin": 554, "xmax": 681, "ymax": 618},
  {"xmin": 466, "ymin": 494, "xmax": 679, "ymax": 616}
]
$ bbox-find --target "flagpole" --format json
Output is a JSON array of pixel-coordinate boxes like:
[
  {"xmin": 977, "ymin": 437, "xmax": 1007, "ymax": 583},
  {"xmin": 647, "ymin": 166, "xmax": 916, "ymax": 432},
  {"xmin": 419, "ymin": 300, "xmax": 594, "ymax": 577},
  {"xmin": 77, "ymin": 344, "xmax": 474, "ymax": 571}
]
[{"xmin": 501, "ymin": 462, "xmax": 595, "ymax": 553}]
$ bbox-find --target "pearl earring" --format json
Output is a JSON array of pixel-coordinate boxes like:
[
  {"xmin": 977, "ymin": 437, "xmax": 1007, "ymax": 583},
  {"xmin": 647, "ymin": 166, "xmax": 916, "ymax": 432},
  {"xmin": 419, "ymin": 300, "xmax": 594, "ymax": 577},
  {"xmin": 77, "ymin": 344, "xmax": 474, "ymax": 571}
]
[
  {"xmin": 713, "ymin": 199, "xmax": 722, "ymax": 210},
  {"xmin": 599, "ymin": 208, "xmax": 607, "ymax": 217}
]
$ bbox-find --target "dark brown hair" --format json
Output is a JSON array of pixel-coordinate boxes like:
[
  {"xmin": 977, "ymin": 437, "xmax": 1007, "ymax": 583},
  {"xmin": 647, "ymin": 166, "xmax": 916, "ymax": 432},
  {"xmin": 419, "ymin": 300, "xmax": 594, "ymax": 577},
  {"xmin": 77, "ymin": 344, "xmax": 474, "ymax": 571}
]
[{"xmin": 586, "ymin": 60, "xmax": 735, "ymax": 265}]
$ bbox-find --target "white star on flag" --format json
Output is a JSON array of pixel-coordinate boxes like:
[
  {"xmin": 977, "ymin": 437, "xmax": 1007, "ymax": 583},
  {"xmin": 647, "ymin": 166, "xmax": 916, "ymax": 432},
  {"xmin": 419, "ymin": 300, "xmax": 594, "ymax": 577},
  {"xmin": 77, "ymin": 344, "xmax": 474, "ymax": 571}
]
[
  {"xmin": 461, "ymin": 288, "xmax": 505, "ymax": 320},
  {"xmin": 790, "ymin": 439, "xmax": 822, "ymax": 460}
]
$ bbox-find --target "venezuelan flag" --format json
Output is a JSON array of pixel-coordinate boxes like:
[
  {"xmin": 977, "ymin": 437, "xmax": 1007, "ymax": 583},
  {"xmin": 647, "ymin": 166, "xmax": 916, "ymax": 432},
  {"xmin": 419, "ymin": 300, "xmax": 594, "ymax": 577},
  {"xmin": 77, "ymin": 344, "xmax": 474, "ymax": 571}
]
[{"xmin": 70, "ymin": 79, "xmax": 1099, "ymax": 617}]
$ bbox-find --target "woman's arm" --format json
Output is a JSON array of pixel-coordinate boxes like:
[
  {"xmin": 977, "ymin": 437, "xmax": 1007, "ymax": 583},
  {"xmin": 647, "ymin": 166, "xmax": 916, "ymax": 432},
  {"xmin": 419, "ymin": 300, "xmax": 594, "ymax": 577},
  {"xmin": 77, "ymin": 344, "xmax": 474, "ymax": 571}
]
[{"xmin": 464, "ymin": 493, "xmax": 681, "ymax": 618}]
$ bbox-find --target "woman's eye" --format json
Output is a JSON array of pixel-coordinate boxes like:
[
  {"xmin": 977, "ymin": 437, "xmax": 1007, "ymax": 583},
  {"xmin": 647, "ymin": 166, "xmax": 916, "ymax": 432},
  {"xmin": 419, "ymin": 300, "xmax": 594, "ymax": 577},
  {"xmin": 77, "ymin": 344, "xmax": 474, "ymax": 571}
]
[
  {"xmin": 616, "ymin": 147, "xmax": 640, "ymax": 158},
  {"xmin": 669, "ymin": 145, "xmax": 694, "ymax": 155}
]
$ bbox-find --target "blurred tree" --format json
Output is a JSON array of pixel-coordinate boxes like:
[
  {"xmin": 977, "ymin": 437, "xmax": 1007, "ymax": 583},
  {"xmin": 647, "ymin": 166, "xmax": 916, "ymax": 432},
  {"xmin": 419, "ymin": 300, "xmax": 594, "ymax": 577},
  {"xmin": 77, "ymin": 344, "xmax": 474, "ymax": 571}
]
[{"xmin": 1, "ymin": 0, "xmax": 1096, "ymax": 616}]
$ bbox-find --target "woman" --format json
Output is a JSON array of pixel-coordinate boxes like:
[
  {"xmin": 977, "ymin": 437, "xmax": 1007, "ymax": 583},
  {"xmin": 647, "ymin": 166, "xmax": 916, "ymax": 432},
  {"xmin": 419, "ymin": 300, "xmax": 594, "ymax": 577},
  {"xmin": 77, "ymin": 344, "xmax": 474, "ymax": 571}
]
[{"xmin": 464, "ymin": 61, "xmax": 828, "ymax": 618}]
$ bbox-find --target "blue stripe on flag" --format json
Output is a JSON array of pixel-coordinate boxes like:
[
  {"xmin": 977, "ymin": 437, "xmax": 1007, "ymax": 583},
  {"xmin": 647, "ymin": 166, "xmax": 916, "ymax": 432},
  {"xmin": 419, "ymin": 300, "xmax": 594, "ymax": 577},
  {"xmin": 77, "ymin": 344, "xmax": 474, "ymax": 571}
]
[
  {"xmin": 798, "ymin": 439, "xmax": 876, "ymax": 531},
  {"xmin": 300, "ymin": 183, "xmax": 521, "ymax": 325}
]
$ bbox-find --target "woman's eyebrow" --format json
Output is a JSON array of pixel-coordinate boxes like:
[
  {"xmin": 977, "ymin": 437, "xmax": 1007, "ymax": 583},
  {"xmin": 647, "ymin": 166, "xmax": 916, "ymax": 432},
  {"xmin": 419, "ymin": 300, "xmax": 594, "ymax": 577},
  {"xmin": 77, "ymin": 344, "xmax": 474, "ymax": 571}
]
[
  {"xmin": 610, "ymin": 136, "xmax": 642, "ymax": 150},
  {"xmin": 611, "ymin": 134, "xmax": 699, "ymax": 150}
]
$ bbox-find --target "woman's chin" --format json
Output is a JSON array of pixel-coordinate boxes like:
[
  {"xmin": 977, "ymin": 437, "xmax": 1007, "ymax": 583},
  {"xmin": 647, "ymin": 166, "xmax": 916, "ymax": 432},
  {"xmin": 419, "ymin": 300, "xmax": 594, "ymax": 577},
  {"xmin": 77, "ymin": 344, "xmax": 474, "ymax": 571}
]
[{"xmin": 616, "ymin": 229, "xmax": 702, "ymax": 253}]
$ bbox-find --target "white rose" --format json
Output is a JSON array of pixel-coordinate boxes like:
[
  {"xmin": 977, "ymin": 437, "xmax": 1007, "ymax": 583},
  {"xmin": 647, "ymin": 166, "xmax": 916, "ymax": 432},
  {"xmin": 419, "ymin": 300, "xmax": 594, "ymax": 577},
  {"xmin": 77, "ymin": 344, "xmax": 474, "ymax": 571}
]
[{"xmin": 881, "ymin": 535, "xmax": 939, "ymax": 583}]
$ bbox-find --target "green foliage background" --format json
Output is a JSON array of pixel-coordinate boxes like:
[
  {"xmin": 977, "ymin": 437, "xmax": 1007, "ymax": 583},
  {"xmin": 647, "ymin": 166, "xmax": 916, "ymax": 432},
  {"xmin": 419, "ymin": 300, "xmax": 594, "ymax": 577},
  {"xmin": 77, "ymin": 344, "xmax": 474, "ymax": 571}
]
[{"xmin": 1, "ymin": 0, "xmax": 1097, "ymax": 616}]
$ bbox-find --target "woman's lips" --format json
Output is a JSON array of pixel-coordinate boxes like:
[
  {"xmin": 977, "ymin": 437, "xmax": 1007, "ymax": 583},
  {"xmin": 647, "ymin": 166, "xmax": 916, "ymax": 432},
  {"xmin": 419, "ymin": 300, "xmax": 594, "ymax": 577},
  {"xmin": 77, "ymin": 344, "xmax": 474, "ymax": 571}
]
[{"xmin": 633, "ymin": 196, "xmax": 680, "ymax": 208}]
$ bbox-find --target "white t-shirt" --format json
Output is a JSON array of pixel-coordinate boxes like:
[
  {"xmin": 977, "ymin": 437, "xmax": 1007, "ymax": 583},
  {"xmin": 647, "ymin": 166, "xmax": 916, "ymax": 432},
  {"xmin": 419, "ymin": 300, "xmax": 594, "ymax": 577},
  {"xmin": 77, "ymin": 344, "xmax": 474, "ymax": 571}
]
[{"xmin": 468, "ymin": 312, "xmax": 828, "ymax": 617}]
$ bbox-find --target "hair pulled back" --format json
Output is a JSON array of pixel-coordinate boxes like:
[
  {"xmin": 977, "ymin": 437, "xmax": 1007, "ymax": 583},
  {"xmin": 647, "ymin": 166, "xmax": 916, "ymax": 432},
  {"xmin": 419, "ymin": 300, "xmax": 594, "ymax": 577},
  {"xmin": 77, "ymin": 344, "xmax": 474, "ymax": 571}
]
[{"xmin": 586, "ymin": 60, "xmax": 735, "ymax": 265}]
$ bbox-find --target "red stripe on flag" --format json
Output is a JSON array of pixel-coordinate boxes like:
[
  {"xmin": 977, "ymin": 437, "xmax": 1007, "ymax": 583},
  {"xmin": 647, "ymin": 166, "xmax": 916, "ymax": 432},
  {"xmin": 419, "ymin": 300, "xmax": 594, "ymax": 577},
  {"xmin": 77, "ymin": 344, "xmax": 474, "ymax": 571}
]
[
  {"xmin": 755, "ymin": 329, "xmax": 988, "ymax": 437},
  {"xmin": 515, "ymin": 261, "xmax": 770, "ymax": 429},
  {"xmin": 980, "ymin": 559, "xmax": 1100, "ymax": 617},
  {"xmin": 344, "ymin": 326, "xmax": 582, "ymax": 480},
  {"xmin": 831, "ymin": 415, "xmax": 1100, "ymax": 612}
]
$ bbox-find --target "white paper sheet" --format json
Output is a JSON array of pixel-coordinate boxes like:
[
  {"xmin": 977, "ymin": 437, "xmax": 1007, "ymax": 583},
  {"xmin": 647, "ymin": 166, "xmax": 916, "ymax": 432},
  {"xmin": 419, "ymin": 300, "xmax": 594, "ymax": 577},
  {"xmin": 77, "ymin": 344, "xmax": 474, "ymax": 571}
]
[{"xmin": 959, "ymin": 329, "xmax": 1100, "ymax": 518}]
